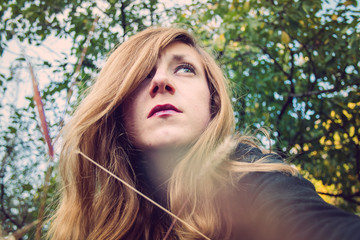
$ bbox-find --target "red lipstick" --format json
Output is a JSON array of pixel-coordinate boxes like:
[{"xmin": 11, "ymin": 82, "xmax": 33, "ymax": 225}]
[{"xmin": 147, "ymin": 104, "xmax": 182, "ymax": 118}]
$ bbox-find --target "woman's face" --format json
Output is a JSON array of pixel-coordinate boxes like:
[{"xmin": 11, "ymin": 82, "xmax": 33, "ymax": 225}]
[{"xmin": 122, "ymin": 41, "xmax": 211, "ymax": 151}]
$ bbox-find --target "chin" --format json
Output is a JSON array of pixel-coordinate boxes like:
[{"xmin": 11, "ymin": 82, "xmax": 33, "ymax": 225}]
[{"xmin": 139, "ymin": 137, "xmax": 197, "ymax": 151}]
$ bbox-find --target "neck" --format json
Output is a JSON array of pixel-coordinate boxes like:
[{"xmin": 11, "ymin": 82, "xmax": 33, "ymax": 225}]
[{"xmin": 137, "ymin": 147, "xmax": 186, "ymax": 195}]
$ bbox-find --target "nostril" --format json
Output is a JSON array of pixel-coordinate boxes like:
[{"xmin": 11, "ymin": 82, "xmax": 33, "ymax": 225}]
[
  {"xmin": 152, "ymin": 86, "xmax": 159, "ymax": 94},
  {"xmin": 165, "ymin": 85, "xmax": 172, "ymax": 91}
]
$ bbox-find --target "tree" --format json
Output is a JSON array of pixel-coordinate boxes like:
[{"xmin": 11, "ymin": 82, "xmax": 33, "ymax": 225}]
[
  {"xmin": 174, "ymin": 0, "xmax": 360, "ymax": 211},
  {"xmin": 1, "ymin": 0, "xmax": 359, "ymax": 238},
  {"xmin": 0, "ymin": 0, "xmax": 168, "ymax": 238}
]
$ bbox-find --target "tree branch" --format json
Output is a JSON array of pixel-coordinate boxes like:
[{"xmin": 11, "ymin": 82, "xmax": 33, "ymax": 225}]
[
  {"xmin": 256, "ymin": 44, "xmax": 291, "ymax": 79},
  {"xmin": 277, "ymin": 96, "xmax": 293, "ymax": 122},
  {"xmin": 289, "ymin": 47, "xmax": 295, "ymax": 93},
  {"xmin": 120, "ymin": 0, "xmax": 131, "ymax": 37},
  {"xmin": 35, "ymin": 164, "xmax": 53, "ymax": 240},
  {"xmin": 1, "ymin": 183, "xmax": 21, "ymax": 228},
  {"xmin": 289, "ymin": 88, "xmax": 338, "ymax": 98},
  {"xmin": 356, "ymin": 142, "xmax": 360, "ymax": 182},
  {"xmin": 256, "ymin": 44, "xmax": 295, "ymax": 123},
  {"xmin": 5, "ymin": 220, "xmax": 38, "ymax": 240},
  {"xmin": 0, "ymin": 139, "xmax": 21, "ymax": 228},
  {"xmin": 289, "ymin": 83, "xmax": 360, "ymax": 98},
  {"xmin": 317, "ymin": 191, "xmax": 360, "ymax": 205},
  {"xmin": 55, "ymin": 15, "xmax": 100, "ymax": 143}
]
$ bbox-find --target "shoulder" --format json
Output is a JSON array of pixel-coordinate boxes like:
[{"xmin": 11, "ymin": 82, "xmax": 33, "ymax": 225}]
[
  {"xmin": 225, "ymin": 146, "xmax": 360, "ymax": 240},
  {"xmin": 232, "ymin": 142, "xmax": 284, "ymax": 164}
]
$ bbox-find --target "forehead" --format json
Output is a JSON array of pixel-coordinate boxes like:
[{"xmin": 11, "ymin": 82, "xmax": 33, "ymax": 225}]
[{"xmin": 158, "ymin": 41, "xmax": 203, "ymax": 63}]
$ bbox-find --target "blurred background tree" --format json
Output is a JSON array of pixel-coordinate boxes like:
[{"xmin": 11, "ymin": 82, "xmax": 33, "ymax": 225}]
[
  {"xmin": 175, "ymin": 0, "xmax": 359, "ymax": 211},
  {"xmin": 0, "ymin": 0, "xmax": 359, "ymax": 238}
]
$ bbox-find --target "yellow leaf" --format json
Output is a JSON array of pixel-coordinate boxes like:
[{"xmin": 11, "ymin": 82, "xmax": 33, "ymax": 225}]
[
  {"xmin": 335, "ymin": 144, "xmax": 342, "ymax": 149},
  {"xmin": 230, "ymin": 5, "xmax": 235, "ymax": 11},
  {"xmin": 325, "ymin": 140, "xmax": 332, "ymax": 145},
  {"xmin": 344, "ymin": 1, "xmax": 353, "ymax": 6},
  {"xmin": 335, "ymin": 118, "xmax": 342, "ymax": 124},
  {"xmin": 349, "ymin": 126, "xmax": 355, "ymax": 137},
  {"xmin": 342, "ymin": 109, "xmax": 352, "ymax": 119},
  {"xmin": 330, "ymin": 110, "xmax": 335, "ymax": 118},
  {"xmin": 320, "ymin": 136, "xmax": 326, "ymax": 145},
  {"xmin": 303, "ymin": 144, "xmax": 309, "ymax": 151},
  {"xmin": 348, "ymin": 102, "xmax": 356, "ymax": 109},
  {"xmin": 243, "ymin": 1, "xmax": 250, "ymax": 11},
  {"xmin": 331, "ymin": 14, "xmax": 338, "ymax": 21},
  {"xmin": 309, "ymin": 151, "xmax": 317, "ymax": 157},
  {"xmin": 299, "ymin": 20, "xmax": 305, "ymax": 27},
  {"xmin": 333, "ymin": 132, "xmax": 340, "ymax": 142},
  {"xmin": 323, "ymin": 119, "xmax": 332, "ymax": 130},
  {"xmin": 281, "ymin": 31, "xmax": 291, "ymax": 44}
]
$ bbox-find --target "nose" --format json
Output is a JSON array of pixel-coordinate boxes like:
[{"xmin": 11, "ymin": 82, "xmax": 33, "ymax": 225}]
[{"xmin": 148, "ymin": 68, "xmax": 175, "ymax": 98}]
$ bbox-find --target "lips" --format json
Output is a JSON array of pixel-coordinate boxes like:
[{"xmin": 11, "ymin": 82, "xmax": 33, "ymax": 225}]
[{"xmin": 147, "ymin": 104, "xmax": 182, "ymax": 118}]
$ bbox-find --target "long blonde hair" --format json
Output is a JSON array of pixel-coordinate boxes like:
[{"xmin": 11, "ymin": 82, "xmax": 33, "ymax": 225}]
[{"xmin": 48, "ymin": 27, "xmax": 297, "ymax": 239}]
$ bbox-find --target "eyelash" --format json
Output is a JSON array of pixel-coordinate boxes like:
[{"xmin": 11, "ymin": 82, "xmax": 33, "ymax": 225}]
[{"xmin": 175, "ymin": 63, "xmax": 196, "ymax": 74}]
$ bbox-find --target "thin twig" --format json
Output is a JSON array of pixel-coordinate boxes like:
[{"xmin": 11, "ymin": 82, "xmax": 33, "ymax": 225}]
[
  {"xmin": 27, "ymin": 59, "xmax": 54, "ymax": 158},
  {"xmin": 24, "ymin": 51, "xmax": 55, "ymax": 240},
  {"xmin": 5, "ymin": 220, "xmax": 39, "ymax": 240},
  {"xmin": 54, "ymin": 16, "xmax": 100, "ymax": 143},
  {"xmin": 0, "ymin": 139, "xmax": 21, "ymax": 228},
  {"xmin": 289, "ymin": 83, "xmax": 359, "ymax": 98},
  {"xmin": 35, "ymin": 159, "xmax": 53, "ymax": 240},
  {"xmin": 318, "ymin": 191, "xmax": 360, "ymax": 205},
  {"xmin": 163, "ymin": 198, "xmax": 190, "ymax": 240},
  {"xmin": 66, "ymin": 16, "xmax": 100, "ymax": 103}
]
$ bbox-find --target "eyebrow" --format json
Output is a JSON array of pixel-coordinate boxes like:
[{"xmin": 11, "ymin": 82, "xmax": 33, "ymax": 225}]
[
  {"xmin": 172, "ymin": 54, "xmax": 186, "ymax": 62},
  {"xmin": 171, "ymin": 54, "xmax": 200, "ymax": 67}
]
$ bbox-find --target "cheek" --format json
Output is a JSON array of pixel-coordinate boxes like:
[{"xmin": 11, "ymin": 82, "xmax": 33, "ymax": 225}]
[
  {"xmin": 122, "ymin": 86, "xmax": 145, "ymax": 124},
  {"xmin": 122, "ymin": 107, "xmax": 142, "ymax": 148},
  {"xmin": 194, "ymin": 88, "xmax": 212, "ymax": 126},
  {"xmin": 122, "ymin": 99, "xmax": 139, "ymax": 134}
]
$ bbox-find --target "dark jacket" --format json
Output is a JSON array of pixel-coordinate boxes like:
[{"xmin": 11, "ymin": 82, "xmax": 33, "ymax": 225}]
[{"xmin": 229, "ymin": 144, "xmax": 360, "ymax": 240}]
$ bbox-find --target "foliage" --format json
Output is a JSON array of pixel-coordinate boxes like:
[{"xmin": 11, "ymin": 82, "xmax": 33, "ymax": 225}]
[
  {"xmin": 174, "ymin": 0, "xmax": 360, "ymax": 211},
  {"xmin": 0, "ymin": 0, "xmax": 359, "ymax": 238},
  {"xmin": 0, "ymin": 0, "xmax": 167, "ymax": 238}
]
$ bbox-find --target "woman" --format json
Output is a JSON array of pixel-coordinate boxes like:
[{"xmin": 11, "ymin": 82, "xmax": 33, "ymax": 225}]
[{"xmin": 48, "ymin": 27, "xmax": 360, "ymax": 239}]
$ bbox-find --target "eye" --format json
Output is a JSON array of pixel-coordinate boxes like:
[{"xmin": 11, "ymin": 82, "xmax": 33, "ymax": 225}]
[
  {"xmin": 175, "ymin": 63, "xmax": 196, "ymax": 74},
  {"xmin": 145, "ymin": 68, "xmax": 156, "ymax": 80}
]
